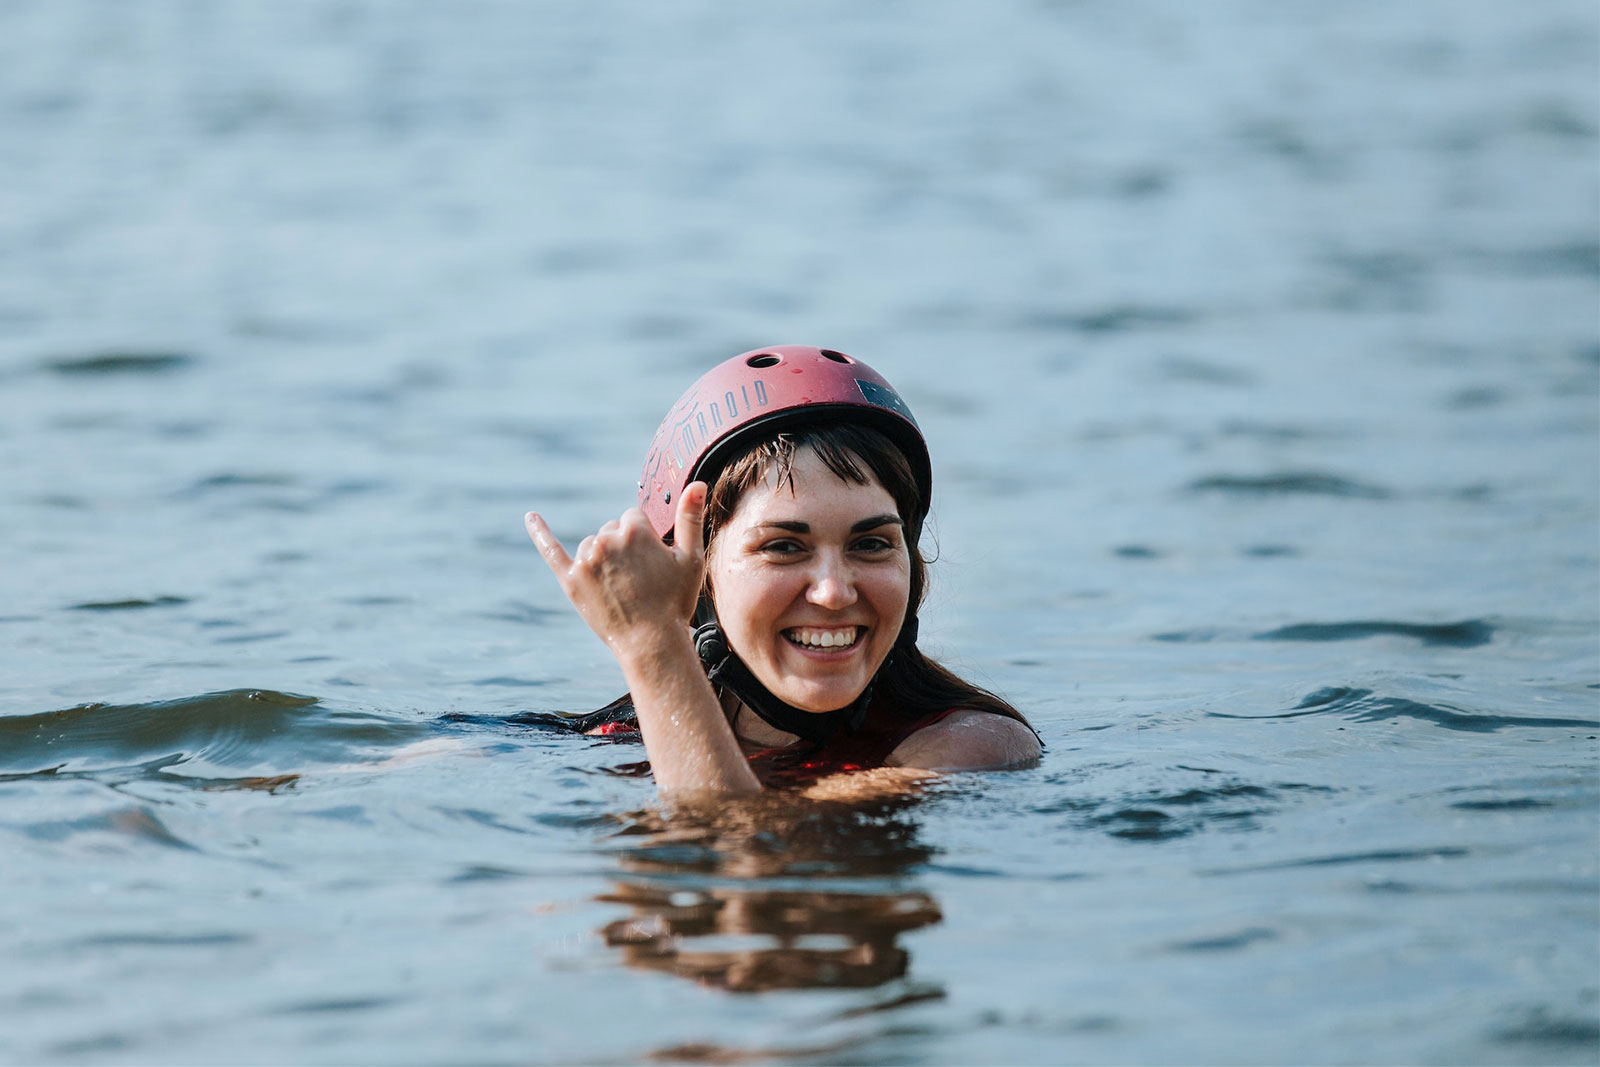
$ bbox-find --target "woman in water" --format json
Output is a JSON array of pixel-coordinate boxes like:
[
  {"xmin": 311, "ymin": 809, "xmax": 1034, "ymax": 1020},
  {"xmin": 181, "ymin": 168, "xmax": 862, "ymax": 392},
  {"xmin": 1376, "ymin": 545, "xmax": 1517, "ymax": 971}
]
[{"xmin": 525, "ymin": 346, "xmax": 1040, "ymax": 793}]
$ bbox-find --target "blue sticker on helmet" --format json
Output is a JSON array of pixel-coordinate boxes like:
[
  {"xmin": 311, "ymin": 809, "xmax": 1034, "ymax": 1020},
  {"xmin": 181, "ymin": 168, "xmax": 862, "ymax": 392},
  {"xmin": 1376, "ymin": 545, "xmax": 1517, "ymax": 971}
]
[{"xmin": 855, "ymin": 379, "xmax": 919, "ymax": 427}]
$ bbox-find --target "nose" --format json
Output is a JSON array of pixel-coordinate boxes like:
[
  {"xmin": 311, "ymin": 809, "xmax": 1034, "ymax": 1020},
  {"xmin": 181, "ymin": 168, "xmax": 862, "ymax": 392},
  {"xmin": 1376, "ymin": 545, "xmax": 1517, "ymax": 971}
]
[{"xmin": 805, "ymin": 551, "xmax": 857, "ymax": 611}]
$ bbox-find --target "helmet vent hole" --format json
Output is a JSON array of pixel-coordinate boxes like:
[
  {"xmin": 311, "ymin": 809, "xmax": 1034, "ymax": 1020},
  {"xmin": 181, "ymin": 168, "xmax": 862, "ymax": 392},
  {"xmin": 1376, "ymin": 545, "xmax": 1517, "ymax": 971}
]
[
  {"xmin": 746, "ymin": 353, "xmax": 781, "ymax": 368},
  {"xmin": 819, "ymin": 349, "xmax": 851, "ymax": 363}
]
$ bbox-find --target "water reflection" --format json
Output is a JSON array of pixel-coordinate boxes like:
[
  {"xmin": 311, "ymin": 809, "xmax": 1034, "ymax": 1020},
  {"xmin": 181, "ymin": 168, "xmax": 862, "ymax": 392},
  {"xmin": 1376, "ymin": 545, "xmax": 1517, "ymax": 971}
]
[{"xmin": 598, "ymin": 794, "xmax": 943, "ymax": 994}]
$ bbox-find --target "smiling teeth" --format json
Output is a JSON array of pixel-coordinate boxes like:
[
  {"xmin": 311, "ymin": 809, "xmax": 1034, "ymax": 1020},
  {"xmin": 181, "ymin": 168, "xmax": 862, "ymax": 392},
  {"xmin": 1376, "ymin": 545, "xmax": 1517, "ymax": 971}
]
[{"xmin": 788, "ymin": 627, "xmax": 859, "ymax": 649}]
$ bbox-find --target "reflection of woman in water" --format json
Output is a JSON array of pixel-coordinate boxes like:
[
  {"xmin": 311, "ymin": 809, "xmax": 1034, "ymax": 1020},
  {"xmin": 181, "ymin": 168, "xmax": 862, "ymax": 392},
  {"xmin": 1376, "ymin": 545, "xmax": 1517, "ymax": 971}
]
[
  {"xmin": 527, "ymin": 346, "xmax": 1040, "ymax": 793},
  {"xmin": 602, "ymin": 883, "xmax": 941, "ymax": 993},
  {"xmin": 600, "ymin": 794, "xmax": 943, "ymax": 994}
]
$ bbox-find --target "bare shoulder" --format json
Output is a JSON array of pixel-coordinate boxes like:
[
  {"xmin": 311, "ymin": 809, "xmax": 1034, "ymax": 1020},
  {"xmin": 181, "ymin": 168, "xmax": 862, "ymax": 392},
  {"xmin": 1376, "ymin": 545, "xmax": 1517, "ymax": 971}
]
[{"xmin": 883, "ymin": 710, "xmax": 1042, "ymax": 772}]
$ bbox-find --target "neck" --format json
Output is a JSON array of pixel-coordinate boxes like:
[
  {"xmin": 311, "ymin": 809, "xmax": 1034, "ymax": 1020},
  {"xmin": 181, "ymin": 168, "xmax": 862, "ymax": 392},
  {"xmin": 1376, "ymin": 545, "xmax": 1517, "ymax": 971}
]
[{"xmin": 722, "ymin": 691, "xmax": 801, "ymax": 748}]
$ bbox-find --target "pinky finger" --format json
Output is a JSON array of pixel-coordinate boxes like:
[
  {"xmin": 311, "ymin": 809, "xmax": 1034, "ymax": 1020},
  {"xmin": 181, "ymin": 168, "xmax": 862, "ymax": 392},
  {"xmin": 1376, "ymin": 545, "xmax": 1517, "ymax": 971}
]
[{"xmin": 525, "ymin": 513, "xmax": 574, "ymax": 572}]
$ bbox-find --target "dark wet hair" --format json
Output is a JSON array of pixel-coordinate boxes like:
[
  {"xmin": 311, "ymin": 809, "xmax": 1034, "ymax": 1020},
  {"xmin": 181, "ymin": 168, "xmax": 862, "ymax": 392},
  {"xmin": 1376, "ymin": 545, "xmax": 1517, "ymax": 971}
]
[{"xmin": 702, "ymin": 421, "xmax": 1031, "ymax": 729}]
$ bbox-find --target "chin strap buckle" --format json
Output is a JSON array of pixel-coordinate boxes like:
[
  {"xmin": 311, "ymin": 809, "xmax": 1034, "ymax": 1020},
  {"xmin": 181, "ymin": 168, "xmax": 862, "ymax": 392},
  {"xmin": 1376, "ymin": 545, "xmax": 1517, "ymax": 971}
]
[{"xmin": 693, "ymin": 621, "xmax": 732, "ymax": 674}]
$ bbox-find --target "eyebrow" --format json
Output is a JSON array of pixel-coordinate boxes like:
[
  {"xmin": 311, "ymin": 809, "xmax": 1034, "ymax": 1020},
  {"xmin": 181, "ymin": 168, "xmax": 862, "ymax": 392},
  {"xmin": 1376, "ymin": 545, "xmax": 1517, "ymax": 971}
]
[{"xmin": 755, "ymin": 514, "xmax": 903, "ymax": 535}]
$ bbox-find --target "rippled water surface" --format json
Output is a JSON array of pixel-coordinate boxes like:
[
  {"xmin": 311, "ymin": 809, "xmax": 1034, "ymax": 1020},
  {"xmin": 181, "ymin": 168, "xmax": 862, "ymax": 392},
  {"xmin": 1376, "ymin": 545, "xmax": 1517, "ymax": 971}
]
[{"xmin": 2, "ymin": 2, "xmax": 1597, "ymax": 1064}]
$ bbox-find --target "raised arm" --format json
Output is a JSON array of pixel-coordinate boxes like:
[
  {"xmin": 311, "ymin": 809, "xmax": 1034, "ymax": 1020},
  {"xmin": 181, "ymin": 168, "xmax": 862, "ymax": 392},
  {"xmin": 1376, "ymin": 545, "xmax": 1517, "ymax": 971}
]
[{"xmin": 525, "ymin": 484, "xmax": 760, "ymax": 794}]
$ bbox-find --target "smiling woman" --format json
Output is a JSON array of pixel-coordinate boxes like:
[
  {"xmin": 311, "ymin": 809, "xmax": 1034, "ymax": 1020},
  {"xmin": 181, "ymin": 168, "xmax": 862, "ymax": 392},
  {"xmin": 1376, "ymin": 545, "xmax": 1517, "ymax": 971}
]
[{"xmin": 526, "ymin": 346, "xmax": 1040, "ymax": 793}]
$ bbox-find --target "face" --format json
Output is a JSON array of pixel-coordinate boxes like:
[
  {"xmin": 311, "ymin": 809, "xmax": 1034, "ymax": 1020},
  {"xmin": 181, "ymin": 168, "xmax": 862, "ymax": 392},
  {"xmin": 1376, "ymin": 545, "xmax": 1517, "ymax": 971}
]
[{"xmin": 706, "ymin": 448, "xmax": 911, "ymax": 714}]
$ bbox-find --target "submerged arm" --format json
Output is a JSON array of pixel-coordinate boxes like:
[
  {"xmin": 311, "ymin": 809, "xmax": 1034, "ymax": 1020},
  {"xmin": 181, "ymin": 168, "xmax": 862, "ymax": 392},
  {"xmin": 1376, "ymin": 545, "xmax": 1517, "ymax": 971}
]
[{"xmin": 526, "ymin": 484, "xmax": 759, "ymax": 794}]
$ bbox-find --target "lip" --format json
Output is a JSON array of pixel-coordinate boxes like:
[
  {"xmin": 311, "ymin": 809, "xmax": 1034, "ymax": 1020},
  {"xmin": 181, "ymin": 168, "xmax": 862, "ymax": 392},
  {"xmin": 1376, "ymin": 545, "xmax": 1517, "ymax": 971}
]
[{"xmin": 782, "ymin": 625, "xmax": 867, "ymax": 659}]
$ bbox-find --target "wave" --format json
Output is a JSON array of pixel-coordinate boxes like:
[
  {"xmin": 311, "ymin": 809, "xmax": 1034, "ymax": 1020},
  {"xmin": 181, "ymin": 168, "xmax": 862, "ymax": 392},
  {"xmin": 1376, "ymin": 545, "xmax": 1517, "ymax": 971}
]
[
  {"xmin": 1156, "ymin": 618, "xmax": 1496, "ymax": 646},
  {"xmin": 1186, "ymin": 471, "xmax": 1390, "ymax": 498},
  {"xmin": 1203, "ymin": 846, "xmax": 1472, "ymax": 875},
  {"xmin": 1211, "ymin": 685, "xmax": 1599, "ymax": 733},
  {"xmin": 1038, "ymin": 776, "xmax": 1336, "ymax": 843},
  {"xmin": 1254, "ymin": 619, "xmax": 1494, "ymax": 648},
  {"xmin": 68, "ymin": 596, "xmax": 190, "ymax": 612},
  {"xmin": 42, "ymin": 351, "xmax": 193, "ymax": 376},
  {"xmin": 0, "ymin": 688, "xmax": 431, "ymax": 782},
  {"xmin": 1019, "ymin": 304, "xmax": 1197, "ymax": 335}
]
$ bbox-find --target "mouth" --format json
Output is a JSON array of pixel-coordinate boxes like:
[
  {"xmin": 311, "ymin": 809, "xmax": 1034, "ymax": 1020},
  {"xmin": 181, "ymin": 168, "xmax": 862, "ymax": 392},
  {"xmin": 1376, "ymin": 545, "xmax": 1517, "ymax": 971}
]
[{"xmin": 782, "ymin": 625, "xmax": 865, "ymax": 652}]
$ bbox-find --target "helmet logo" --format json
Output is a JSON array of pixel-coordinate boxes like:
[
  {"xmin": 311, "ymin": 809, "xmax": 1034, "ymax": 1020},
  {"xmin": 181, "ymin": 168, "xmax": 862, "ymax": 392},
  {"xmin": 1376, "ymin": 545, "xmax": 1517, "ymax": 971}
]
[
  {"xmin": 660, "ymin": 379, "xmax": 771, "ymax": 474},
  {"xmin": 723, "ymin": 380, "xmax": 768, "ymax": 420}
]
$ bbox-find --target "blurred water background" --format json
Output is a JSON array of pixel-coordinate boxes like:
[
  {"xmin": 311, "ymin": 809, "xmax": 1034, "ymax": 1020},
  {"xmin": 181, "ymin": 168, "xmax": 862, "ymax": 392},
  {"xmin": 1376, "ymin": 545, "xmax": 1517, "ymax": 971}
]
[{"xmin": 1, "ymin": 1, "xmax": 1597, "ymax": 1063}]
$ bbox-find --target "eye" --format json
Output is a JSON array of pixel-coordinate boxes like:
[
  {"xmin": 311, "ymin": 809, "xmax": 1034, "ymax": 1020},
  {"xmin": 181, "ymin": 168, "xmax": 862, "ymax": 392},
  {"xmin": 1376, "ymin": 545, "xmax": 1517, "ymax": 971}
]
[
  {"xmin": 760, "ymin": 538, "xmax": 806, "ymax": 556},
  {"xmin": 851, "ymin": 534, "xmax": 897, "ymax": 553}
]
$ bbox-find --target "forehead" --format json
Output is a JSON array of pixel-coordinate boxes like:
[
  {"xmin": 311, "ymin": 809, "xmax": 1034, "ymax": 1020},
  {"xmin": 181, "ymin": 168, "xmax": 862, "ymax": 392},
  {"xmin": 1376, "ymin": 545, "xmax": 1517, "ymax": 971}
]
[{"xmin": 728, "ymin": 448, "xmax": 898, "ymax": 524}]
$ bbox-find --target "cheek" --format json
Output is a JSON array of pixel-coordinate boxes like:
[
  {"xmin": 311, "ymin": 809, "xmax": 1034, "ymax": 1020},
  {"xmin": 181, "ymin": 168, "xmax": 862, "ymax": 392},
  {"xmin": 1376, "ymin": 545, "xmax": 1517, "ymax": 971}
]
[
  {"xmin": 708, "ymin": 559, "xmax": 788, "ymax": 630},
  {"xmin": 866, "ymin": 563, "xmax": 912, "ymax": 618}
]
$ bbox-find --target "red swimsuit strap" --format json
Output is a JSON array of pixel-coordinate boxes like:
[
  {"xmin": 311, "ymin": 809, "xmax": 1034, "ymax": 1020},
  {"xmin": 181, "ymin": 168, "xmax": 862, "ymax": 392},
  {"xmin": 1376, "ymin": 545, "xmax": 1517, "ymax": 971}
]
[{"xmin": 744, "ymin": 707, "xmax": 966, "ymax": 783}]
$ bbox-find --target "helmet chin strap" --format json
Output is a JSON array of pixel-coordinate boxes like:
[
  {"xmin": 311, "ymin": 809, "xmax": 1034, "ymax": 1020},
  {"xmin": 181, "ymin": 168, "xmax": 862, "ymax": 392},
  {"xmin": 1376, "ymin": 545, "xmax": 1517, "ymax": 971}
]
[{"xmin": 691, "ymin": 598, "xmax": 917, "ymax": 748}]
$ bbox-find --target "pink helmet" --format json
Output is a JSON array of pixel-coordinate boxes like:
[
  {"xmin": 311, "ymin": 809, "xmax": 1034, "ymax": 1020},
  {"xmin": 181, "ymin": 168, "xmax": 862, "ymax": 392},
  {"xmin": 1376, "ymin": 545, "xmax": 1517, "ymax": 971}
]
[{"xmin": 638, "ymin": 346, "xmax": 931, "ymax": 540}]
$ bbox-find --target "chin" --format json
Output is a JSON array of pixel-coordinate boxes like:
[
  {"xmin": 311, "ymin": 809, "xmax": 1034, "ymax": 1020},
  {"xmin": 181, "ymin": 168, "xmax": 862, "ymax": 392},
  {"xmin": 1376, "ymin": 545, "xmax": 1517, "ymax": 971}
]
[{"xmin": 779, "ymin": 682, "xmax": 870, "ymax": 714}]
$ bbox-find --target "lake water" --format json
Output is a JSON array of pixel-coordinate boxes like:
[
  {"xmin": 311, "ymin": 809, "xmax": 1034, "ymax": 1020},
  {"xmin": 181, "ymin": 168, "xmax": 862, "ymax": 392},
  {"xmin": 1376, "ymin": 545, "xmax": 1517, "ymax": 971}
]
[{"xmin": 1, "ymin": 1, "xmax": 1597, "ymax": 1063}]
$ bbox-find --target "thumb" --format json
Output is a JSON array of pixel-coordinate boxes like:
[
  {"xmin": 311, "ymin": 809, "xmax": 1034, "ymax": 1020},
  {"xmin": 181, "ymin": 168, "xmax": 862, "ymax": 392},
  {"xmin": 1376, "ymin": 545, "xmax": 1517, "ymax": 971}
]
[{"xmin": 674, "ymin": 481, "xmax": 708, "ymax": 565}]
